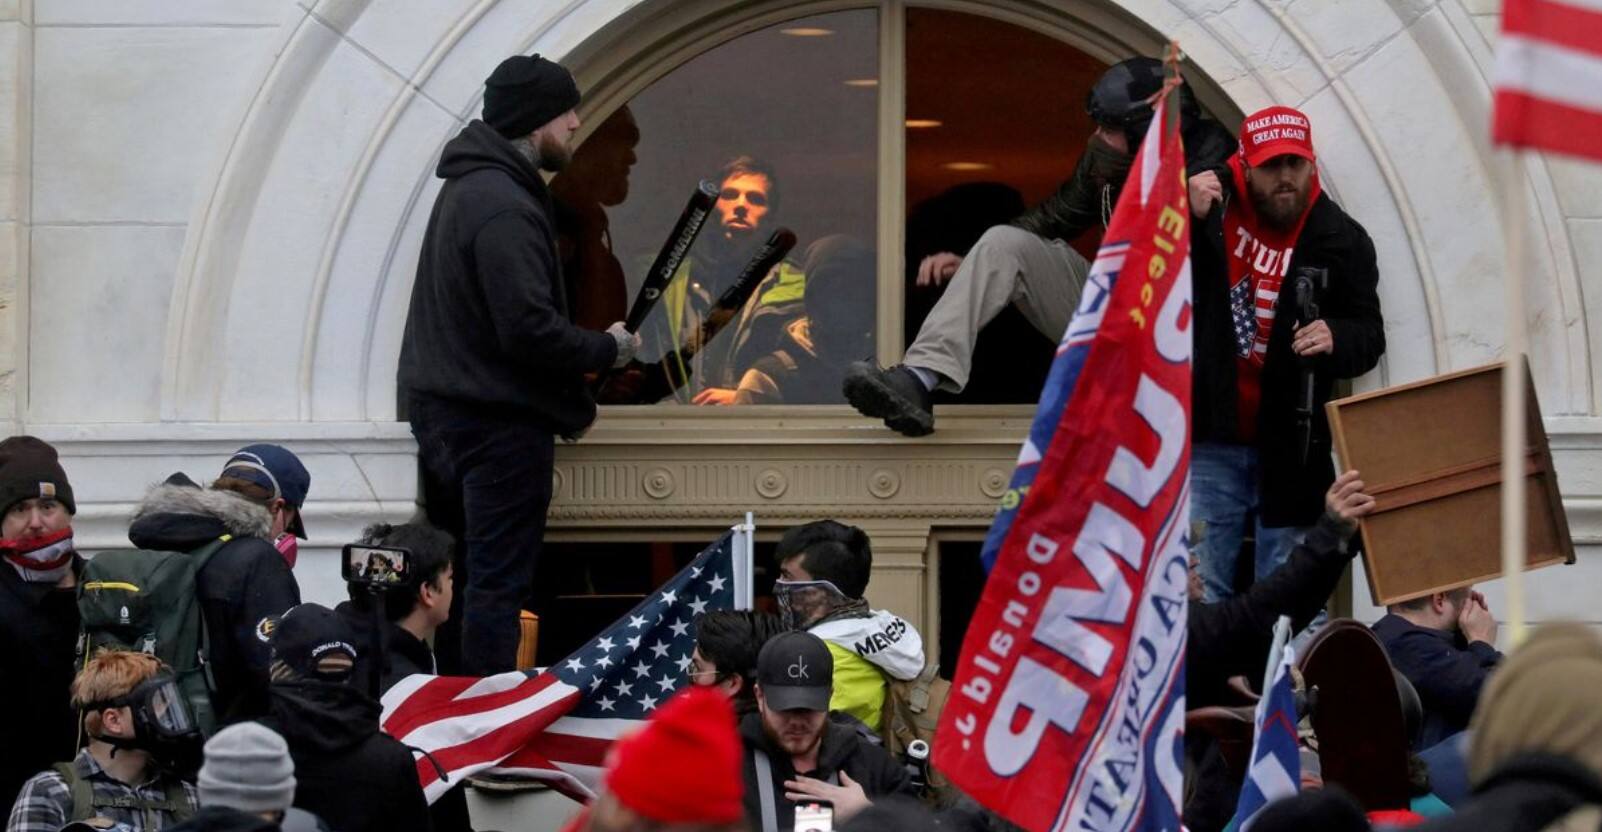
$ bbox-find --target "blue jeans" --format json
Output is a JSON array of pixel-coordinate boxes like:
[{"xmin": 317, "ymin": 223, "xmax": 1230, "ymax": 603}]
[
  {"xmin": 411, "ymin": 394, "xmax": 556, "ymax": 676},
  {"xmin": 1191, "ymin": 442, "xmax": 1309, "ymax": 603}
]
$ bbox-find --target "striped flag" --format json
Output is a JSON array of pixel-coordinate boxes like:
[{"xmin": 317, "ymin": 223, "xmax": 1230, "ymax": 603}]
[
  {"xmin": 934, "ymin": 71, "xmax": 1190, "ymax": 832},
  {"xmin": 1228, "ymin": 617, "xmax": 1301, "ymax": 832},
  {"xmin": 380, "ymin": 530, "xmax": 742, "ymax": 802},
  {"xmin": 1492, "ymin": 0, "xmax": 1602, "ymax": 161}
]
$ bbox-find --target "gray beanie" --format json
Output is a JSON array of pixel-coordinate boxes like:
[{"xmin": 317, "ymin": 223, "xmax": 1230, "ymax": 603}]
[{"xmin": 198, "ymin": 723, "xmax": 297, "ymax": 812}]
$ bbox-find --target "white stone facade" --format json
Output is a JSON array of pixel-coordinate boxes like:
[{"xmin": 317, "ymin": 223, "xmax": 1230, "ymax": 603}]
[{"xmin": 1, "ymin": 0, "xmax": 1599, "ymax": 628}]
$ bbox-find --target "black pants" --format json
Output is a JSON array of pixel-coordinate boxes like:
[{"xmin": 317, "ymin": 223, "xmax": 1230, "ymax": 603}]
[{"xmin": 410, "ymin": 394, "xmax": 555, "ymax": 676}]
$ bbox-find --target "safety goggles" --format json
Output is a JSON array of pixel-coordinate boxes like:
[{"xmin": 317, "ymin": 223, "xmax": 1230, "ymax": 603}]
[{"xmin": 87, "ymin": 672, "xmax": 196, "ymax": 740}]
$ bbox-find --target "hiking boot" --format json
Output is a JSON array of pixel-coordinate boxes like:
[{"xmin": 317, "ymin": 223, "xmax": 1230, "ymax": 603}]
[{"xmin": 843, "ymin": 362, "xmax": 935, "ymax": 437}]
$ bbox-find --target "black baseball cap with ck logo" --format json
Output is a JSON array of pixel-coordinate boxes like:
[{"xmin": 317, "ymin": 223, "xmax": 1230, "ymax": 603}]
[{"xmin": 757, "ymin": 631, "xmax": 834, "ymax": 712}]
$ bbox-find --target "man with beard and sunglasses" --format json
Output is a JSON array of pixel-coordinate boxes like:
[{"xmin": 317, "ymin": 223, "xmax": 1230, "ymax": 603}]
[
  {"xmin": 739, "ymin": 632, "xmax": 913, "ymax": 830},
  {"xmin": 1188, "ymin": 105, "xmax": 1385, "ymax": 604},
  {"xmin": 7, "ymin": 651, "xmax": 200, "ymax": 832},
  {"xmin": 772, "ymin": 521, "xmax": 924, "ymax": 733},
  {"xmin": 400, "ymin": 54, "xmax": 641, "ymax": 676}
]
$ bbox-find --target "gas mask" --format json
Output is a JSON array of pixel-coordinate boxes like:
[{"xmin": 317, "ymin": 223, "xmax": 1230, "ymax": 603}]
[
  {"xmin": 773, "ymin": 578, "xmax": 851, "ymax": 630},
  {"xmin": 85, "ymin": 672, "xmax": 203, "ymax": 777}
]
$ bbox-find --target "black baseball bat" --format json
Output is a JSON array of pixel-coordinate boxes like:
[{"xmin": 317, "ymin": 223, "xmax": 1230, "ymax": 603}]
[{"xmin": 624, "ymin": 179, "xmax": 721, "ymax": 332}]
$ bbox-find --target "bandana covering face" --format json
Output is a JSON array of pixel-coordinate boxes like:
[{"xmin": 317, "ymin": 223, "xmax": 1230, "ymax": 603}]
[
  {"xmin": 2, "ymin": 526, "xmax": 75, "ymax": 583},
  {"xmin": 1223, "ymin": 152, "xmax": 1322, "ymax": 439}
]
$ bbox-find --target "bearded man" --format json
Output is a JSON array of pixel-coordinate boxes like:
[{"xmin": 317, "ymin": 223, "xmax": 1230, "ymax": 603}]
[
  {"xmin": 1187, "ymin": 105, "xmax": 1386, "ymax": 603},
  {"xmin": 399, "ymin": 54, "xmax": 641, "ymax": 675}
]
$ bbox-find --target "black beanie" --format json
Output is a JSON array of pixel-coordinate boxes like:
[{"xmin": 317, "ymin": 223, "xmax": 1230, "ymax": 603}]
[
  {"xmin": 0, "ymin": 436, "xmax": 76, "ymax": 516},
  {"xmin": 482, "ymin": 54, "xmax": 581, "ymax": 140}
]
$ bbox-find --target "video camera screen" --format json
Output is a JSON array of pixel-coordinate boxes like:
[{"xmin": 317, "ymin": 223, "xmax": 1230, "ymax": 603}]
[{"xmin": 342, "ymin": 544, "xmax": 411, "ymax": 588}]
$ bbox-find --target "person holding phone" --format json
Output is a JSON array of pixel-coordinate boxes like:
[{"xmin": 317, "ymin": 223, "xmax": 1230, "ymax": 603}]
[{"xmin": 739, "ymin": 632, "xmax": 915, "ymax": 831}]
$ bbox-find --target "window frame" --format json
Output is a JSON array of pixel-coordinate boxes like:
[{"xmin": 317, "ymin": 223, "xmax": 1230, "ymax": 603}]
[{"xmin": 561, "ymin": 0, "xmax": 1239, "ymax": 418}]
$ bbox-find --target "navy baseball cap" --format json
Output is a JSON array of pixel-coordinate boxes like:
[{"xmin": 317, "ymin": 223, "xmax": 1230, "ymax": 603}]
[
  {"xmin": 220, "ymin": 444, "xmax": 310, "ymax": 538},
  {"xmin": 757, "ymin": 631, "xmax": 833, "ymax": 712},
  {"xmin": 269, "ymin": 603, "xmax": 358, "ymax": 681}
]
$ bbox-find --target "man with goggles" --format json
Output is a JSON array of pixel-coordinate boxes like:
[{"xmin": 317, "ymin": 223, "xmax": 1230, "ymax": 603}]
[
  {"xmin": 8, "ymin": 651, "xmax": 199, "ymax": 832},
  {"xmin": 772, "ymin": 521, "xmax": 925, "ymax": 732}
]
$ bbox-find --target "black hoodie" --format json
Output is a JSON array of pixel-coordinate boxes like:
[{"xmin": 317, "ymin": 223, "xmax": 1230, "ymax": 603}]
[
  {"xmin": 128, "ymin": 477, "xmax": 301, "ymax": 723},
  {"xmin": 399, "ymin": 119, "xmax": 617, "ymax": 435},
  {"xmin": 258, "ymin": 681, "xmax": 431, "ymax": 832},
  {"xmin": 739, "ymin": 710, "xmax": 913, "ymax": 831}
]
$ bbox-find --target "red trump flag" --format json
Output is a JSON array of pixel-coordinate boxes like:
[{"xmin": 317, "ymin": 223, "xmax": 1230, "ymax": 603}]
[{"xmin": 932, "ymin": 77, "xmax": 1191, "ymax": 831}]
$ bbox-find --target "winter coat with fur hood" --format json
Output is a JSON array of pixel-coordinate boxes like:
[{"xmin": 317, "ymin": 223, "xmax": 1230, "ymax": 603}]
[{"xmin": 127, "ymin": 474, "xmax": 301, "ymax": 722}]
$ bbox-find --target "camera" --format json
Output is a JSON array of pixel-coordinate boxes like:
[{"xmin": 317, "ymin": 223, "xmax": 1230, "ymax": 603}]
[
  {"xmin": 794, "ymin": 800, "xmax": 833, "ymax": 832},
  {"xmin": 342, "ymin": 543, "xmax": 413, "ymax": 588}
]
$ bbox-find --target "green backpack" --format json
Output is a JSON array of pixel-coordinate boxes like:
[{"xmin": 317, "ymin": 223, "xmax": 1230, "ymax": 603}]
[{"xmin": 77, "ymin": 536, "xmax": 230, "ymax": 737}]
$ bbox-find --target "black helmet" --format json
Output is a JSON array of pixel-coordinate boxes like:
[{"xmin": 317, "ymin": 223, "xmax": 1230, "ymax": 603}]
[{"xmin": 1086, "ymin": 57, "xmax": 1201, "ymax": 146}]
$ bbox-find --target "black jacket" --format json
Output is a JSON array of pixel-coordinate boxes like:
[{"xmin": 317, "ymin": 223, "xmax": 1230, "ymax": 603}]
[
  {"xmin": 1372, "ymin": 614, "xmax": 1502, "ymax": 749},
  {"xmin": 259, "ymin": 681, "xmax": 431, "ymax": 832},
  {"xmin": 334, "ymin": 601, "xmax": 471, "ymax": 832},
  {"xmin": 399, "ymin": 120, "xmax": 617, "ymax": 436},
  {"xmin": 1012, "ymin": 117, "xmax": 1238, "ymax": 243},
  {"xmin": 166, "ymin": 806, "xmax": 280, "ymax": 832},
  {"xmin": 1417, "ymin": 753, "xmax": 1602, "ymax": 832},
  {"xmin": 1187, "ymin": 512, "xmax": 1354, "ymax": 708},
  {"xmin": 739, "ymin": 711, "xmax": 914, "ymax": 831},
  {"xmin": 0, "ymin": 560, "xmax": 81, "ymax": 813},
  {"xmin": 1192, "ymin": 177, "xmax": 1385, "ymax": 527},
  {"xmin": 128, "ymin": 479, "xmax": 301, "ymax": 723}
]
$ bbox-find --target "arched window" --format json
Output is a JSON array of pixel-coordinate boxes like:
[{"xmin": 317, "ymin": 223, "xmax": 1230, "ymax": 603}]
[{"xmin": 550, "ymin": 3, "xmax": 1236, "ymax": 411}]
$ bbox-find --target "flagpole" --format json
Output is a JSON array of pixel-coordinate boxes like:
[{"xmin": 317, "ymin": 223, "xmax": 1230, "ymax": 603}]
[{"xmin": 1500, "ymin": 148, "xmax": 1528, "ymax": 646}]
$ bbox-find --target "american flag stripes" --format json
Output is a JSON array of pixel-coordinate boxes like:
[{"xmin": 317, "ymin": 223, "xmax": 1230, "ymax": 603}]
[
  {"xmin": 381, "ymin": 530, "xmax": 742, "ymax": 803},
  {"xmin": 1492, "ymin": 0, "xmax": 1602, "ymax": 161}
]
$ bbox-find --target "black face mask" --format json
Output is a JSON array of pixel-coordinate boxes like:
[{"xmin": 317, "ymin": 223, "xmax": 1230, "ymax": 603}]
[{"xmin": 86, "ymin": 672, "xmax": 204, "ymax": 778}]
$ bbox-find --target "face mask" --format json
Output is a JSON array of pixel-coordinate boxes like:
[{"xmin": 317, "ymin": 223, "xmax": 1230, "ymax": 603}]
[
  {"xmin": 88, "ymin": 672, "xmax": 204, "ymax": 777},
  {"xmin": 1, "ymin": 527, "xmax": 75, "ymax": 584},
  {"xmin": 275, "ymin": 533, "xmax": 298, "ymax": 569},
  {"xmin": 773, "ymin": 578, "xmax": 851, "ymax": 630}
]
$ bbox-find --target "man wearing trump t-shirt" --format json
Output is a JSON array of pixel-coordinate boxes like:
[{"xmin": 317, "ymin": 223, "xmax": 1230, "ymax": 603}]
[{"xmin": 1186, "ymin": 105, "xmax": 1385, "ymax": 603}]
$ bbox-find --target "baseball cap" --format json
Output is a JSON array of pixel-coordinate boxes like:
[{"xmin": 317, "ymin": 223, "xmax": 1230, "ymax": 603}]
[
  {"xmin": 756, "ymin": 631, "xmax": 833, "ymax": 712},
  {"xmin": 270, "ymin": 603, "xmax": 358, "ymax": 681},
  {"xmin": 220, "ymin": 444, "xmax": 310, "ymax": 538},
  {"xmin": 1239, "ymin": 105, "xmax": 1316, "ymax": 167}
]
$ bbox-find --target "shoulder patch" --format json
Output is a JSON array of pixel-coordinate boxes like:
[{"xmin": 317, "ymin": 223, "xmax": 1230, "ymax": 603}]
[{"xmin": 256, "ymin": 616, "xmax": 278, "ymax": 644}]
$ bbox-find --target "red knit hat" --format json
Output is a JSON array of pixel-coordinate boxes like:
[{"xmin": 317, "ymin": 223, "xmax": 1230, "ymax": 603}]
[{"xmin": 603, "ymin": 686, "xmax": 743, "ymax": 823}]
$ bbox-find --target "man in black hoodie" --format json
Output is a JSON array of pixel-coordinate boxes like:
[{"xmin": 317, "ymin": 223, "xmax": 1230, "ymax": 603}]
[
  {"xmin": 258, "ymin": 604, "xmax": 430, "ymax": 832},
  {"xmin": 739, "ymin": 632, "xmax": 913, "ymax": 830},
  {"xmin": 126, "ymin": 447, "xmax": 307, "ymax": 723},
  {"xmin": 398, "ymin": 53, "xmax": 640, "ymax": 676},
  {"xmin": 335, "ymin": 522, "xmax": 471, "ymax": 832}
]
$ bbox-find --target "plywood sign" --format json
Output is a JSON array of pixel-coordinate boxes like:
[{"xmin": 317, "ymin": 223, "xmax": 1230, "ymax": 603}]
[{"xmin": 1325, "ymin": 362, "xmax": 1574, "ymax": 606}]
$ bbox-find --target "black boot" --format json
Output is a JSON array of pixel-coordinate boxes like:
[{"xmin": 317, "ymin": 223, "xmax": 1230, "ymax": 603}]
[{"xmin": 843, "ymin": 362, "xmax": 935, "ymax": 437}]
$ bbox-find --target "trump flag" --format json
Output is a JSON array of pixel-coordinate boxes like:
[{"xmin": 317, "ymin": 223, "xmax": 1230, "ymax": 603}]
[{"xmin": 933, "ymin": 74, "xmax": 1192, "ymax": 832}]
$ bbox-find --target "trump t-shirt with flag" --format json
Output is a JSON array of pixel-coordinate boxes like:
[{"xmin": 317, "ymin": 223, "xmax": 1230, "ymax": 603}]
[{"xmin": 1222, "ymin": 152, "xmax": 1321, "ymax": 441}]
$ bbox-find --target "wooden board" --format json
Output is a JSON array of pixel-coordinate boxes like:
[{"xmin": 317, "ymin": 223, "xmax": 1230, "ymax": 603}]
[{"xmin": 1325, "ymin": 362, "xmax": 1574, "ymax": 605}]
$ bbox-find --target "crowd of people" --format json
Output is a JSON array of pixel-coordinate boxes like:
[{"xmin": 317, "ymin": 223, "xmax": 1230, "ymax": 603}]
[{"xmin": 5, "ymin": 40, "xmax": 1595, "ymax": 832}]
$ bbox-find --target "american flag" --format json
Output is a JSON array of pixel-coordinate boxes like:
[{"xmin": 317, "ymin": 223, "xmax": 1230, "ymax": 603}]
[
  {"xmin": 1228, "ymin": 617, "xmax": 1301, "ymax": 831},
  {"xmin": 380, "ymin": 530, "xmax": 743, "ymax": 802},
  {"xmin": 1492, "ymin": 0, "xmax": 1602, "ymax": 162},
  {"xmin": 1230, "ymin": 277, "xmax": 1256, "ymax": 359}
]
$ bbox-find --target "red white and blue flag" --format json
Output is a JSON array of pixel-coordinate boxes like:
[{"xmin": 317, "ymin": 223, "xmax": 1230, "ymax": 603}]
[
  {"xmin": 934, "ymin": 73, "xmax": 1192, "ymax": 832},
  {"xmin": 380, "ymin": 531, "xmax": 741, "ymax": 803},
  {"xmin": 1492, "ymin": 0, "xmax": 1602, "ymax": 161},
  {"xmin": 1227, "ymin": 617, "xmax": 1301, "ymax": 832}
]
